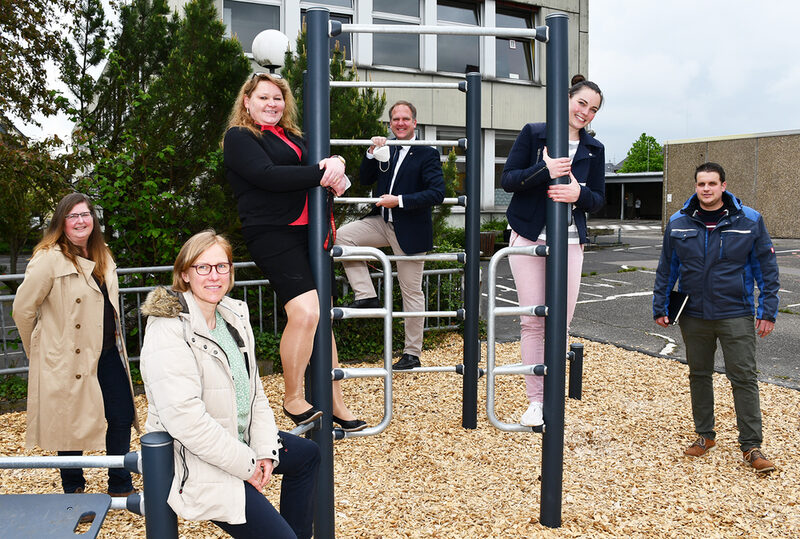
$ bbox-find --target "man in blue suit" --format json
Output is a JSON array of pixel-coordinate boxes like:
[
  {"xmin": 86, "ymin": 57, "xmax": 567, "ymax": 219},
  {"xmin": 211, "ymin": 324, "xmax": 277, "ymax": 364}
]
[{"xmin": 336, "ymin": 101, "xmax": 445, "ymax": 370}]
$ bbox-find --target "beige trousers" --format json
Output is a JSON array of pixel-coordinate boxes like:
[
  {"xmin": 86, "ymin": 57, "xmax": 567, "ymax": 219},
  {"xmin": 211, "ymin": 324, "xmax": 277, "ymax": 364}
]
[{"xmin": 336, "ymin": 215, "xmax": 425, "ymax": 356}]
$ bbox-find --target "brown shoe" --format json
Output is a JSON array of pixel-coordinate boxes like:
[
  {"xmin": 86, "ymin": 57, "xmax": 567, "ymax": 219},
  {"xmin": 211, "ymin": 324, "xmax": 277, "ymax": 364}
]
[
  {"xmin": 684, "ymin": 436, "xmax": 716, "ymax": 457},
  {"xmin": 743, "ymin": 448, "xmax": 775, "ymax": 473}
]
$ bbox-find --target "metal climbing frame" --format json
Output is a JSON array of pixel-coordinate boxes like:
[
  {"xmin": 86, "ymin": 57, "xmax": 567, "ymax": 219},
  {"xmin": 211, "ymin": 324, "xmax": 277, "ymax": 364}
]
[{"xmin": 304, "ymin": 7, "xmax": 564, "ymax": 535}]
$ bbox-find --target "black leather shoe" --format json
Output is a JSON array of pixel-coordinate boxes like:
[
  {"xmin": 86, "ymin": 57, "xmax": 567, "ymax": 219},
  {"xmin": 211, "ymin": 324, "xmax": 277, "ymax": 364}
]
[
  {"xmin": 332, "ymin": 415, "xmax": 367, "ymax": 432},
  {"xmin": 346, "ymin": 297, "xmax": 381, "ymax": 309},
  {"xmin": 283, "ymin": 406, "xmax": 323, "ymax": 426},
  {"xmin": 392, "ymin": 354, "xmax": 421, "ymax": 370}
]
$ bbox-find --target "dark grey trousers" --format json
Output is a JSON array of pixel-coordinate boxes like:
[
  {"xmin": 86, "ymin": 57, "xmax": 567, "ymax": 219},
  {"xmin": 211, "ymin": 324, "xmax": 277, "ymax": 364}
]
[{"xmin": 679, "ymin": 315, "xmax": 763, "ymax": 451}]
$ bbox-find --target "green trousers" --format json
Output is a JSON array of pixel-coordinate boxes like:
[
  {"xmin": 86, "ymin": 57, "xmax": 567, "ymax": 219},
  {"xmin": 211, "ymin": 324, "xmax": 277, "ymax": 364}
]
[{"xmin": 679, "ymin": 315, "xmax": 763, "ymax": 451}]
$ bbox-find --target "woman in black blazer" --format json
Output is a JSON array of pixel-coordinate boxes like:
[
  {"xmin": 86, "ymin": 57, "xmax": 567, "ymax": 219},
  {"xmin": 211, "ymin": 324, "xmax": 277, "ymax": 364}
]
[
  {"xmin": 223, "ymin": 73, "xmax": 365, "ymax": 431},
  {"xmin": 501, "ymin": 77, "xmax": 605, "ymax": 427}
]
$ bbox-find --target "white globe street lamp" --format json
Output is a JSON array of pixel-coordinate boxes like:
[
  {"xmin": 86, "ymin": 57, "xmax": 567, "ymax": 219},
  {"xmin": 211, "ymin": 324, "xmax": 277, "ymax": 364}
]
[{"xmin": 251, "ymin": 29, "xmax": 291, "ymax": 73}]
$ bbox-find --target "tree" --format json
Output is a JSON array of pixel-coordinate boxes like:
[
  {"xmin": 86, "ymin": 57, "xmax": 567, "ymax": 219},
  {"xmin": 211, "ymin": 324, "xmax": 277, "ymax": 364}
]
[
  {"xmin": 57, "ymin": 0, "xmax": 109, "ymax": 130},
  {"xmin": 281, "ymin": 28, "xmax": 386, "ymax": 223},
  {"xmin": 618, "ymin": 133, "xmax": 663, "ymax": 173},
  {"xmin": 0, "ymin": 0, "xmax": 67, "ymax": 122},
  {"xmin": 76, "ymin": 0, "xmax": 251, "ymax": 266},
  {"xmin": 0, "ymin": 132, "xmax": 73, "ymax": 276}
]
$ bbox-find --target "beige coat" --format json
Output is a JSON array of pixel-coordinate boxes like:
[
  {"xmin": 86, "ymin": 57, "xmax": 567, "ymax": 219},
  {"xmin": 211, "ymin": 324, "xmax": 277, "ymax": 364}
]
[
  {"xmin": 12, "ymin": 247, "xmax": 140, "ymax": 450},
  {"xmin": 140, "ymin": 288, "xmax": 281, "ymax": 525}
]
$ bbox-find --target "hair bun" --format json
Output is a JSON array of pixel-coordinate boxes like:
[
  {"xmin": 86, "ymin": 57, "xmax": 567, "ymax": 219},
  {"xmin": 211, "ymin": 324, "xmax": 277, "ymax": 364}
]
[{"xmin": 570, "ymin": 74, "xmax": 586, "ymax": 86}]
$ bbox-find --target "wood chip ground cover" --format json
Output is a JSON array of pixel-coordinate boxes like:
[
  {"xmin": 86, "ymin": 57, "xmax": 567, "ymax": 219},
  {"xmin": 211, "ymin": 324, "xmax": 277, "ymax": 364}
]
[{"xmin": 1, "ymin": 335, "xmax": 798, "ymax": 537}]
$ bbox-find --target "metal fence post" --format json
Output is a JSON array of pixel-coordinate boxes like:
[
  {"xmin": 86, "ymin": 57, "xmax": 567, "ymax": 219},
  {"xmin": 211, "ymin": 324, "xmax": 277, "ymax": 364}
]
[
  {"xmin": 306, "ymin": 7, "xmax": 336, "ymax": 538},
  {"xmin": 140, "ymin": 431, "xmax": 177, "ymax": 538},
  {"xmin": 462, "ymin": 71, "xmax": 481, "ymax": 429},
  {"xmin": 540, "ymin": 11, "xmax": 569, "ymax": 529}
]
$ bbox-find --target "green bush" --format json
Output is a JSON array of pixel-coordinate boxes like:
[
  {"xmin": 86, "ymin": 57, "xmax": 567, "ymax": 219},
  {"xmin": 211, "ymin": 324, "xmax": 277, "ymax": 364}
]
[
  {"xmin": 254, "ymin": 329, "xmax": 283, "ymax": 373},
  {"xmin": 480, "ymin": 218, "xmax": 508, "ymax": 232},
  {"xmin": 0, "ymin": 375, "xmax": 27, "ymax": 401}
]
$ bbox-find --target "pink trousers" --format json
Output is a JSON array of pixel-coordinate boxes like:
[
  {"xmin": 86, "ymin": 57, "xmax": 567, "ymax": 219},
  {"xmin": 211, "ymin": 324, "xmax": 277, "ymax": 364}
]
[{"xmin": 507, "ymin": 231, "xmax": 584, "ymax": 402}]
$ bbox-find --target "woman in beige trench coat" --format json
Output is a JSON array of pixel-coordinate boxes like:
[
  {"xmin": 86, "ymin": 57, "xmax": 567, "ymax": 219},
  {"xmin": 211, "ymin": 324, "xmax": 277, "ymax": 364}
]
[{"xmin": 12, "ymin": 192, "xmax": 140, "ymax": 496}]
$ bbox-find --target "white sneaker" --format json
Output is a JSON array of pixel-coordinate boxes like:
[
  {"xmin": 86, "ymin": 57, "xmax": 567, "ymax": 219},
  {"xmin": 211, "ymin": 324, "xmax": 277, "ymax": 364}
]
[{"xmin": 520, "ymin": 401, "xmax": 544, "ymax": 427}]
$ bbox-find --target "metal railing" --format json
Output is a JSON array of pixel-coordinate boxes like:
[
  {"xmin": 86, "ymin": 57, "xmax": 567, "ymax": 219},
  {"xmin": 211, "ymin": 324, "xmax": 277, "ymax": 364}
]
[{"xmin": 0, "ymin": 259, "xmax": 463, "ymax": 374}]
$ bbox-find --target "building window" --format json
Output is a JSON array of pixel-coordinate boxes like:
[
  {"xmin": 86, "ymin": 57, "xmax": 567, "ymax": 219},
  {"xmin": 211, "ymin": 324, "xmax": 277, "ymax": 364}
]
[
  {"xmin": 223, "ymin": 0, "xmax": 280, "ymax": 55},
  {"xmin": 437, "ymin": 1, "xmax": 480, "ymax": 74},
  {"xmin": 373, "ymin": 2, "xmax": 421, "ymax": 69},
  {"xmin": 495, "ymin": 6, "xmax": 535, "ymax": 81},
  {"xmin": 301, "ymin": 1, "xmax": 353, "ymax": 60},
  {"xmin": 494, "ymin": 131, "xmax": 518, "ymax": 205}
]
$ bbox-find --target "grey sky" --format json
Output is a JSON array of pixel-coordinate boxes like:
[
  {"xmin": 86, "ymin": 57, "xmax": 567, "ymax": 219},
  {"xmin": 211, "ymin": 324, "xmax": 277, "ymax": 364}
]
[{"xmin": 589, "ymin": 0, "xmax": 800, "ymax": 164}]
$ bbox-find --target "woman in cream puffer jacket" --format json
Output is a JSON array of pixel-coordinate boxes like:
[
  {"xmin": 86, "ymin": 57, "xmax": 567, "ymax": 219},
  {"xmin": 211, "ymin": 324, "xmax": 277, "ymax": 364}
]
[{"xmin": 140, "ymin": 231, "xmax": 319, "ymax": 538}]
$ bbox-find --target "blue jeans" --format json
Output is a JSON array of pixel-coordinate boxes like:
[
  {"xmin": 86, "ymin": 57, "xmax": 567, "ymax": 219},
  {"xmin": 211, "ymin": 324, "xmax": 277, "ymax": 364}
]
[
  {"xmin": 213, "ymin": 432, "xmax": 320, "ymax": 539},
  {"xmin": 59, "ymin": 346, "xmax": 135, "ymax": 494}
]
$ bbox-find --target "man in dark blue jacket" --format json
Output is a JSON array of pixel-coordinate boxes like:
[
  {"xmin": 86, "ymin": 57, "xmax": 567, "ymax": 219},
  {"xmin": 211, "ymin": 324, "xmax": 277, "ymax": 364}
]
[
  {"xmin": 653, "ymin": 162, "xmax": 779, "ymax": 473},
  {"xmin": 336, "ymin": 101, "xmax": 445, "ymax": 370}
]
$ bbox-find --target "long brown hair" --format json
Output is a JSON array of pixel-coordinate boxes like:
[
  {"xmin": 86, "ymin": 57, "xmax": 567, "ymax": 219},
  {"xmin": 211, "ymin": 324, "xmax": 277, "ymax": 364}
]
[
  {"xmin": 225, "ymin": 73, "xmax": 302, "ymax": 140},
  {"xmin": 34, "ymin": 193, "xmax": 113, "ymax": 284}
]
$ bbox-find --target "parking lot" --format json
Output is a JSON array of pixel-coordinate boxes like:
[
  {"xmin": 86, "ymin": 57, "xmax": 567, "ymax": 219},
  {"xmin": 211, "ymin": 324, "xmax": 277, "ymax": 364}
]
[{"xmin": 483, "ymin": 219, "xmax": 800, "ymax": 390}]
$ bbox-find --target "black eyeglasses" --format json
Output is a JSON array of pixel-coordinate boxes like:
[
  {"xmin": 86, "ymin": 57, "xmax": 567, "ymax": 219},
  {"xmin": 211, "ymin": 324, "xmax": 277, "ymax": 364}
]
[{"xmin": 191, "ymin": 263, "xmax": 231, "ymax": 275}]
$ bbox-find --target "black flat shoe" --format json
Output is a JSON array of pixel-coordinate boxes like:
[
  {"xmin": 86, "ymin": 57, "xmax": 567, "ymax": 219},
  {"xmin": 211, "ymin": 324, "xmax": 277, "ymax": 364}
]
[
  {"xmin": 332, "ymin": 415, "xmax": 367, "ymax": 432},
  {"xmin": 283, "ymin": 406, "xmax": 323, "ymax": 426},
  {"xmin": 392, "ymin": 353, "xmax": 421, "ymax": 370},
  {"xmin": 346, "ymin": 297, "xmax": 381, "ymax": 309}
]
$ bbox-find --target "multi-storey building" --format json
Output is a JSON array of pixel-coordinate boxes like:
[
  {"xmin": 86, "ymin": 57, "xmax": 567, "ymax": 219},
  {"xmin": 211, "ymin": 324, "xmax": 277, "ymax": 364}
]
[{"xmin": 170, "ymin": 0, "xmax": 590, "ymax": 219}]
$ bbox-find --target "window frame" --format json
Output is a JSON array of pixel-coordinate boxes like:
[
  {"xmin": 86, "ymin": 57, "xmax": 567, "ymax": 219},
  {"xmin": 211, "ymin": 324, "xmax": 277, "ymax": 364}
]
[
  {"xmin": 494, "ymin": 3, "xmax": 537, "ymax": 82},
  {"xmin": 435, "ymin": 0, "xmax": 482, "ymax": 75},
  {"xmin": 371, "ymin": 2, "xmax": 422, "ymax": 70},
  {"xmin": 223, "ymin": 0, "xmax": 282, "ymax": 56}
]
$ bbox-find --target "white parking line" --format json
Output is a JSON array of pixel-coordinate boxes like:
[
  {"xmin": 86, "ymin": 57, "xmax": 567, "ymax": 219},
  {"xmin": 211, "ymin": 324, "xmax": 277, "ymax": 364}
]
[
  {"xmin": 649, "ymin": 332, "xmax": 678, "ymax": 355},
  {"xmin": 601, "ymin": 278, "xmax": 631, "ymax": 284},
  {"xmin": 577, "ymin": 291, "xmax": 653, "ymax": 304},
  {"xmin": 481, "ymin": 293, "xmax": 519, "ymax": 305}
]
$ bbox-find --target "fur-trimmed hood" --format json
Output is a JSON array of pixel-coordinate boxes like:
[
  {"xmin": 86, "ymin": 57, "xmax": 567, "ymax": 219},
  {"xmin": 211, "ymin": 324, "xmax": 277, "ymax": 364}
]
[{"xmin": 141, "ymin": 286, "xmax": 185, "ymax": 318}]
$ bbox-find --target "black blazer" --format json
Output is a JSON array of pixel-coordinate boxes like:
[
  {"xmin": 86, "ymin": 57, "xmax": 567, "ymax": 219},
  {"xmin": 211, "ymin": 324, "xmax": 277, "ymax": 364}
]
[
  {"xmin": 358, "ymin": 144, "xmax": 445, "ymax": 254},
  {"xmin": 224, "ymin": 126, "xmax": 323, "ymax": 228},
  {"xmin": 501, "ymin": 122, "xmax": 605, "ymax": 244}
]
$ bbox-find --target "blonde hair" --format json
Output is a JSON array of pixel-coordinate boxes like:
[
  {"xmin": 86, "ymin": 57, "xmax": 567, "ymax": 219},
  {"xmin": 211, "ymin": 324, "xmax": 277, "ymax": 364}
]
[
  {"xmin": 34, "ymin": 192, "xmax": 113, "ymax": 284},
  {"xmin": 172, "ymin": 230, "xmax": 235, "ymax": 293},
  {"xmin": 225, "ymin": 73, "xmax": 302, "ymax": 139}
]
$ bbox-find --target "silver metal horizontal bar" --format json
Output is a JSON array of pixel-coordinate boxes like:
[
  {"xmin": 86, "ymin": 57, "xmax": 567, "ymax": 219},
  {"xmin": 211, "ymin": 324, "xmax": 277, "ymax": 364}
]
[
  {"xmin": 333, "ymin": 367, "xmax": 387, "ymax": 380},
  {"xmin": 493, "ymin": 363, "xmax": 546, "ymax": 376},
  {"xmin": 340, "ymin": 24, "xmax": 547, "ymax": 40},
  {"xmin": 494, "ymin": 305, "xmax": 548, "ymax": 317},
  {"xmin": 0, "ymin": 455, "xmax": 125, "ymax": 469},
  {"xmin": 289, "ymin": 422, "xmax": 317, "ymax": 436},
  {"xmin": 331, "ymin": 139, "xmax": 461, "ymax": 146},
  {"xmin": 394, "ymin": 310, "xmax": 459, "ymax": 319},
  {"xmin": 332, "ymin": 307, "xmax": 388, "ymax": 319},
  {"xmin": 331, "ymin": 81, "xmax": 461, "ymax": 89},
  {"xmin": 334, "ymin": 196, "xmax": 464, "ymax": 206}
]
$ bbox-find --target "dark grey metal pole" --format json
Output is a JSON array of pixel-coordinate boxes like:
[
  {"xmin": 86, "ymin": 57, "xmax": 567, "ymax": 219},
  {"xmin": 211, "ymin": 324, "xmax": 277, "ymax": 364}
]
[
  {"xmin": 540, "ymin": 12, "xmax": 569, "ymax": 529},
  {"xmin": 140, "ymin": 431, "xmax": 177, "ymax": 539},
  {"xmin": 462, "ymin": 71, "xmax": 481, "ymax": 429},
  {"xmin": 306, "ymin": 8, "xmax": 336, "ymax": 538},
  {"xmin": 568, "ymin": 343, "xmax": 583, "ymax": 400}
]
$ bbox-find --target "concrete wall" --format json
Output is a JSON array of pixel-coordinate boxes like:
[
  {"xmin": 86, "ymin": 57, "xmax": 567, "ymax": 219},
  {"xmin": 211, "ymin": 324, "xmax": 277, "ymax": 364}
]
[{"xmin": 664, "ymin": 131, "xmax": 800, "ymax": 238}]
